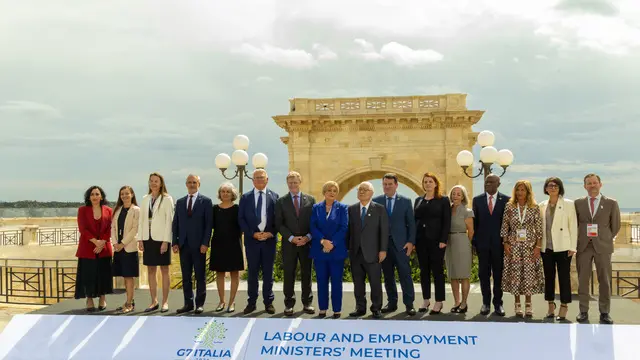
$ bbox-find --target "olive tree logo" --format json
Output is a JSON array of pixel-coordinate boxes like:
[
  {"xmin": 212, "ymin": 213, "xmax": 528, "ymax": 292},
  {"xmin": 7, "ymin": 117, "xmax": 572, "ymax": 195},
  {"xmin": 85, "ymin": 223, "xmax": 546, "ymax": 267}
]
[{"xmin": 194, "ymin": 319, "xmax": 227, "ymax": 347}]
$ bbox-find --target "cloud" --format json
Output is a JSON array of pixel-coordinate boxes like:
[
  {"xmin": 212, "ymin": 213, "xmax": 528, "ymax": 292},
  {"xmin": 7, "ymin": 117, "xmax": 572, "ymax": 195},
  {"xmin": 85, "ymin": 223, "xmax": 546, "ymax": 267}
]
[
  {"xmin": 535, "ymin": 54, "xmax": 549, "ymax": 60},
  {"xmin": 230, "ymin": 43, "xmax": 337, "ymax": 68},
  {"xmin": 0, "ymin": 101, "xmax": 63, "ymax": 119},
  {"xmin": 509, "ymin": 160, "xmax": 640, "ymax": 174},
  {"xmin": 555, "ymin": 0, "xmax": 620, "ymax": 17},
  {"xmin": 352, "ymin": 39, "xmax": 443, "ymax": 66},
  {"xmin": 255, "ymin": 76, "xmax": 273, "ymax": 82}
]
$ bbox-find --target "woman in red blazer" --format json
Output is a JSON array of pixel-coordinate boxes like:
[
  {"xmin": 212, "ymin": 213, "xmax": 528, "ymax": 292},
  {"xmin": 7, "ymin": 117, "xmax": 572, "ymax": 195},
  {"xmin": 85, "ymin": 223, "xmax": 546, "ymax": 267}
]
[{"xmin": 75, "ymin": 185, "xmax": 114, "ymax": 311}]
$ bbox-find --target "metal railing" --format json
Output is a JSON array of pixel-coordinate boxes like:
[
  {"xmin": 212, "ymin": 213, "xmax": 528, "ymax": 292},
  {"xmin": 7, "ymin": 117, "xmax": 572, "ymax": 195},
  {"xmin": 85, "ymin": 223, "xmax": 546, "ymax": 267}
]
[
  {"xmin": 591, "ymin": 261, "xmax": 640, "ymax": 298},
  {"xmin": 0, "ymin": 230, "xmax": 23, "ymax": 246},
  {"xmin": 37, "ymin": 227, "xmax": 79, "ymax": 245},
  {"xmin": 171, "ymin": 255, "xmax": 216, "ymax": 289},
  {"xmin": 631, "ymin": 224, "xmax": 640, "ymax": 244},
  {"xmin": 0, "ymin": 259, "xmax": 77, "ymax": 305}
]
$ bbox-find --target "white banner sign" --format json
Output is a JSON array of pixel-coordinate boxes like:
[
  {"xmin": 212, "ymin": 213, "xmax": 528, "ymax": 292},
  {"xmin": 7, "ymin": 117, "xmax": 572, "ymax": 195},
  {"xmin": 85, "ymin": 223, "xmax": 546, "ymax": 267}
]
[{"xmin": 0, "ymin": 314, "xmax": 638, "ymax": 359}]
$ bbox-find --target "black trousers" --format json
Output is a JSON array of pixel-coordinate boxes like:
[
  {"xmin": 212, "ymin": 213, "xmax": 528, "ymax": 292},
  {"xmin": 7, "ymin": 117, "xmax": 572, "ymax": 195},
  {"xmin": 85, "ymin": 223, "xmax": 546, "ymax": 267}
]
[
  {"xmin": 477, "ymin": 246, "xmax": 504, "ymax": 308},
  {"xmin": 542, "ymin": 249, "xmax": 572, "ymax": 304},
  {"xmin": 282, "ymin": 240, "xmax": 313, "ymax": 309},
  {"xmin": 415, "ymin": 240, "xmax": 445, "ymax": 302},
  {"xmin": 350, "ymin": 249, "xmax": 383, "ymax": 312},
  {"xmin": 179, "ymin": 245, "xmax": 207, "ymax": 307}
]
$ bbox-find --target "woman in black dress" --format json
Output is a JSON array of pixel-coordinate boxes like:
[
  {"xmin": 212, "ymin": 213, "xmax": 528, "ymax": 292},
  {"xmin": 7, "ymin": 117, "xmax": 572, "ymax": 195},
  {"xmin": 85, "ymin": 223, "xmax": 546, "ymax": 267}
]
[
  {"xmin": 210, "ymin": 182, "xmax": 244, "ymax": 313},
  {"xmin": 111, "ymin": 185, "xmax": 141, "ymax": 314},
  {"xmin": 414, "ymin": 172, "xmax": 451, "ymax": 314}
]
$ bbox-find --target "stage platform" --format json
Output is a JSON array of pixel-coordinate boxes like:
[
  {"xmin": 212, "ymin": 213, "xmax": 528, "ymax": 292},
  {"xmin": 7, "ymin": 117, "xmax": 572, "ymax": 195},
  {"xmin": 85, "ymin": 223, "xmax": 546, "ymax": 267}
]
[{"xmin": 29, "ymin": 288, "xmax": 640, "ymax": 324}]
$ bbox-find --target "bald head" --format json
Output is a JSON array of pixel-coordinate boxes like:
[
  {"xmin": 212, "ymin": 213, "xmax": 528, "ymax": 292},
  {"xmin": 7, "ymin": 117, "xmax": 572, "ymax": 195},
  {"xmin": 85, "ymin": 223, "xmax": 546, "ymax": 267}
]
[{"xmin": 484, "ymin": 173, "xmax": 500, "ymax": 195}]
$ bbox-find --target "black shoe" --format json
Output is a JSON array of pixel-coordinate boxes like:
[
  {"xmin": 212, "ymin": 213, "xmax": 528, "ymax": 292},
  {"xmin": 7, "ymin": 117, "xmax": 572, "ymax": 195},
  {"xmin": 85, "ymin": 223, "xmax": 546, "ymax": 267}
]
[
  {"xmin": 243, "ymin": 304, "xmax": 256, "ymax": 315},
  {"xmin": 265, "ymin": 304, "xmax": 276, "ymax": 314},
  {"xmin": 284, "ymin": 308, "xmax": 294, "ymax": 317},
  {"xmin": 480, "ymin": 304, "xmax": 490, "ymax": 315},
  {"xmin": 381, "ymin": 304, "xmax": 397, "ymax": 313},
  {"xmin": 318, "ymin": 312, "xmax": 326, "ymax": 318},
  {"xmin": 332, "ymin": 312, "xmax": 341, "ymax": 319},
  {"xmin": 144, "ymin": 304, "xmax": 159, "ymax": 313},
  {"xmin": 303, "ymin": 305, "xmax": 315, "ymax": 314},
  {"xmin": 450, "ymin": 305, "xmax": 460, "ymax": 313},
  {"xmin": 600, "ymin": 313, "xmax": 613, "ymax": 324},
  {"xmin": 457, "ymin": 304, "xmax": 468, "ymax": 314},
  {"xmin": 176, "ymin": 305, "xmax": 194, "ymax": 314},
  {"xmin": 349, "ymin": 309, "xmax": 366, "ymax": 317},
  {"xmin": 576, "ymin": 312, "xmax": 589, "ymax": 323},
  {"xmin": 494, "ymin": 306, "xmax": 505, "ymax": 317},
  {"xmin": 406, "ymin": 307, "xmax": 416, "ymax": 316},
  {"xmin": 372, "ymin": 310, "xmax": 382, "ymax": 319},
  {"xmin": 195, "ymin": 306, "xmax": 204, "ymax": 314}
]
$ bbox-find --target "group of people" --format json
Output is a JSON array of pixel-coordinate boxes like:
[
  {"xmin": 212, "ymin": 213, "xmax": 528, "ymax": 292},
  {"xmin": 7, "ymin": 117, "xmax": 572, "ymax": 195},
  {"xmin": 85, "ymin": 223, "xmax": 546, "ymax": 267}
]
[{"xmin": 75, "ymin": 169, "xmax": 620, "ymax": 324}]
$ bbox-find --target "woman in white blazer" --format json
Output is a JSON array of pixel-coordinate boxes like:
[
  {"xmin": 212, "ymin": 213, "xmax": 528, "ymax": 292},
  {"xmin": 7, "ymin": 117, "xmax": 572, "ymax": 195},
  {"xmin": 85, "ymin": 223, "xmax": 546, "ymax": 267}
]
[
  {"xmin": 137, "ymin": 172, "xmax": 175, "ymax": 313},
  {"xmin": 538, "ymin": 177, "xmax": 577, "ymax": 321},
  {"xmin": 111, "ymin": 185, "xmax": 141, "ymax": 314}
]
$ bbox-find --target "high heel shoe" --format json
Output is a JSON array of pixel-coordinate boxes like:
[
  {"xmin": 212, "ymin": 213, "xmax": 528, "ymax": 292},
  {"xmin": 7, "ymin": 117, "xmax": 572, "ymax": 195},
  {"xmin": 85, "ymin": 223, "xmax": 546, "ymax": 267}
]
[
  {"xmin": 546, "ymin": 302, "xmax": 556, "ymax": 319},
  {"xmin": 525, "ymin": 303, "xmax": 533, "ymax": 317},
  {"xmin": 227, "ymin": 303, "xmax": 235, "ymax": 313},
  {"xmin": 556, "ymin": 304, "xmax": 568, "ymax": 321},
  {"xmin": 216, "ymin": 303, "xmax": 226, "ymax": 312},
  {"xmin": 450, "ymin": 304, "xmax": 460, "ymax": 313},
  {"xmin": 429, "ymin": 302, "xmax": 443, "ymax": 315},
  {"xmin": 457, "ymin": 304, "xmax": 468, "ymax": 313},
  {"xmin": 515, "ymin": 303, "xmax": 523, "ymax": 317},
  {"xmin": 418, "ymin": 300, "xmax": 431, "ymax": 313}
]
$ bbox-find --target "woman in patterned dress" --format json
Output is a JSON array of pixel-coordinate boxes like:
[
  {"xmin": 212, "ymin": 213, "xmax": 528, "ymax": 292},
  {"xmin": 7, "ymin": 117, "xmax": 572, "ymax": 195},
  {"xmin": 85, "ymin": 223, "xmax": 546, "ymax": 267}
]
[{"xmin": 500, "ymin": 180, "xmax": 544, "ymax": 317}]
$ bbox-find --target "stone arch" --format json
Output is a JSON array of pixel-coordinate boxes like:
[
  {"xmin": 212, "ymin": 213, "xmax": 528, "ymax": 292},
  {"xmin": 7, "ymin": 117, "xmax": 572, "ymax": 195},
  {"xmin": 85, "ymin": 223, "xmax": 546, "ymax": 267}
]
[{"xmin": 333, "ymin": 165, "xmax": 423, "ymax": 201}]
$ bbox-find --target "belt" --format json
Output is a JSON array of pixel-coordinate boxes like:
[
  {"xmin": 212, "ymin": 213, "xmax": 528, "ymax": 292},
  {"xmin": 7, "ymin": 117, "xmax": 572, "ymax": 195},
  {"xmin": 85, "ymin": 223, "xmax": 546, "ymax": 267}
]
[{"xmin": 449, "ymin": 231, "xmax": 466, "ymax": 234}]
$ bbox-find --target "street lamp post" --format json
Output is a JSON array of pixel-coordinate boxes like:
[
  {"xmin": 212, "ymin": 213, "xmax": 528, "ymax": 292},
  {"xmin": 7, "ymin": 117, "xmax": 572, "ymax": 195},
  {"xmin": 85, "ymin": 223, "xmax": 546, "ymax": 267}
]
[
  {"xmin": 456, "ymin": 130, "xmax": 514, "ymax": 179},
  {"xmin": 214, "ymin": 135, "xmax": 269, "ymax": 196}
]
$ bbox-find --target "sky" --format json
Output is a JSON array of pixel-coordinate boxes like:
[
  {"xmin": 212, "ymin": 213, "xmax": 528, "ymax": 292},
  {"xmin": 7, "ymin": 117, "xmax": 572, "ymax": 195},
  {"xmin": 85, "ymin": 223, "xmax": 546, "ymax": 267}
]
[{"xmin": 0, "ymin": 0, "xmax": 639, "ymax": 209}]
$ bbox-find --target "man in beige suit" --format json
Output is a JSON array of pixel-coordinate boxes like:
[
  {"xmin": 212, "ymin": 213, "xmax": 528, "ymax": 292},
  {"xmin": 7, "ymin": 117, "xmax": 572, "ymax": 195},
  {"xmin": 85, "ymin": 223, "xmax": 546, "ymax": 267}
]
[{"xmin": 575, "ymin": 173, "xmax": 620, "ymax": 324}]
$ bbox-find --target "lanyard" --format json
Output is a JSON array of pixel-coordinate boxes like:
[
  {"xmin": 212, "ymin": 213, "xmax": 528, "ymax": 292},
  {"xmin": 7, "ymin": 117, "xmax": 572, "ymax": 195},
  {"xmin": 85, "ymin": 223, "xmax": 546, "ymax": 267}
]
[{"xmin": 517, "ymin": 205, "xmax": 527, "ymax": 227}]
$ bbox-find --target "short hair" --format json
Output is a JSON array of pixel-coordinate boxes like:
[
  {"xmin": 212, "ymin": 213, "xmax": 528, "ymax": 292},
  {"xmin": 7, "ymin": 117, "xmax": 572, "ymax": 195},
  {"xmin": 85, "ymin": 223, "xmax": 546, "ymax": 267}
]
[
  {"xmin": 448, "ymin": 185, "xmax": 470, "ymax": 206},
  {"xmin": 543, "ymin": 177, "xmax": 565, "ymax": 196},
  {"xmin": 509, "ymin": 180, "xmax": 537, "ymax": 207},
  {"xmin": 421, "ymin": 172, "xmax": 443, "ymax": 198},
  {"xmin": 322, "ymin": 181, "xmax": 339, "ymax": 194},
  {"xmin": 358, "ymin": 181, "xmax": 374, "ymax": 192},
  {"xmin": 286, "ymin": 171, "xmax": 302, "ymax": 182},
  {"xmin": 583, "ymin": 173, "xmax": 601, "ymax": 184},
  {"xmin": 382, "ymin": 173, "xmax": 398, "ymax": 184},
  {"xmin": 217, "ymin": 182, "xmax": 238, "ymax": 202},
  {"xmin": 253, "ymin": 168, "xmax": 267, "ymax": 178},
  {"xmin": 84, "ymin": 186, "xmax": 107, "ymax": 207},
  {"xmin": 186, "ymin": 174, "xmax": 201, "ymax": 183}
]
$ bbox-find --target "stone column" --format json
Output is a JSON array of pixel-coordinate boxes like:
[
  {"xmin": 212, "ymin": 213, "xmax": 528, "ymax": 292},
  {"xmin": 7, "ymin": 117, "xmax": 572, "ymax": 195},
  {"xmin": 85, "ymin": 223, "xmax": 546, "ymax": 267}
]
[
  {"xmin": 616, "ymin": 220, "xmax": 632, "ymax": 245},
  {"xmin": 21, "ymin": 225, "xmax": 39, "ymax": 245}
]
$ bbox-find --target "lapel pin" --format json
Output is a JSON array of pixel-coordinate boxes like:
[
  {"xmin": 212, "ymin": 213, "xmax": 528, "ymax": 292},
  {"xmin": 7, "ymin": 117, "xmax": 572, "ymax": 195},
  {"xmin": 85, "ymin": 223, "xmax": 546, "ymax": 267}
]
[{"xmin": 368, "ymin": 213, "xmax": 371, "ymax": 216}]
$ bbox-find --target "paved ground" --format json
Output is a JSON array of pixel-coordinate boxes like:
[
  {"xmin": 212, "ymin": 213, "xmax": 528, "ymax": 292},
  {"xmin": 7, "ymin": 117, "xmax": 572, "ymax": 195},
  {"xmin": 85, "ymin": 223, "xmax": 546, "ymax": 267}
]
[{"xmin": 28, "ymin": 285, "xmax": 640, "ymax": 325}]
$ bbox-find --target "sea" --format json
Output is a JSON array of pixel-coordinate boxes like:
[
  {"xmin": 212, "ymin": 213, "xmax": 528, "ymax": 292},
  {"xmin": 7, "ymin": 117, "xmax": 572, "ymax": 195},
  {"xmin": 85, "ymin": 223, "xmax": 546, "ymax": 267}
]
[{"xmin": 2, "ymin": 207, "xmax": 640, "ymax": 218}]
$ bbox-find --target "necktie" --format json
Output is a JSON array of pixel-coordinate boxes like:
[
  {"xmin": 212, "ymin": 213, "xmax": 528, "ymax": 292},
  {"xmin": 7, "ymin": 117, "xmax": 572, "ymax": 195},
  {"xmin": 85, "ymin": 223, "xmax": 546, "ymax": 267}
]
[
  {"xmin": 256, "ymin": 191, "xmax": 263, "ymax": 223},
  {"xmin": 590, "ymin": 197, "xmax": 595, "ymax": 216},
  {"xmin": 187, "ymin": 195, "xmax": 193, "ymax": 216},
  {"xmin": 488, "ymin": 195, "xmax": 494, "ymax": 215},
  {"xmin": 293, "ymin": 195, "xmax": 300, "ymax": 216},
  {"xmin": 361, "ymin": 206, "xmax": 366, "ymax": 226},
  {"xmin": 386, "ymin": 197, "xmax": 392, "ymax": 217}
]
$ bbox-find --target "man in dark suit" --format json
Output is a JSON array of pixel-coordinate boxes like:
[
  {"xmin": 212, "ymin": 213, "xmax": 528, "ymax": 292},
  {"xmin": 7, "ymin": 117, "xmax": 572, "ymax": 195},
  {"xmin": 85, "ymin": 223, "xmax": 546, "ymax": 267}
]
[
  {"xmin": 172, "ymin": 174, "xmax": 213, "ymax": 314},
  {"xmin": 472, "ymin": 173, "xmax": 509, "ymax": 316},
  {"xmin": 373, "ymin": 173, "xmax": 416, "ymax": 315},
  {"xmin": 347, "ymin": 181, "xmax": 388, "ymax": 319},
  {"xmin": 275, "ymin": 171, "xmax": 316, "ymax": 316},
  {"xmin": 238, "ymin": 168, "xmax": 279, "ymax": 315},
  {"xmin": 575, "ymin": 173, "xmax": 620, "ymax": 324}
]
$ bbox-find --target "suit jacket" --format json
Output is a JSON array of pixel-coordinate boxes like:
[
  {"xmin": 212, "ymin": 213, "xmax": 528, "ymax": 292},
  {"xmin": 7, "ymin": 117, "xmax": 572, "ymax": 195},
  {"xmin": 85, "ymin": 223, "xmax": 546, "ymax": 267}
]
[
  {"xmin": 373, "ymin": 194, "xmax": 416, "ymax": 251},
  {"xmin": 238, "ymin": 188, "xmax": 279, "ymax": 248},
  {"xmin": 574, "ymin": 194, "xmax": 621, "ymax": 254},
  {"xmin": 76, "ymin": 205, "xmax": 113, "ymax": 259},
  {"xmin": 309, "ymin": 200, "xmax": 349, "ymax": 260},
  {"xmin": 414, "ymin": 195, "xmax": 451, "ymax": 245},
  {"xmin": 472, "ymin": 192, "xmax": 510, "ymax": 250},
  {"xmin": 172, "ymin": 193, "xmax": 213, "ymax": 249},
  {"xmin": 275, "ymin": 192, "xmax": 316, "ymax": 243},
  {"xmin": 539, "ymin": 197, "xmax": 578, "ymax": 252},
  {"xmin": 111, "ymin": 205, "xmax": 140, "ymax": 253},
  {"xmin": 137, "ymin": 193, "xmax": 174, "ymax": 243},
  {"xmin": 346, "ymin": 202, "xmax": 389, "ymax": 263}
]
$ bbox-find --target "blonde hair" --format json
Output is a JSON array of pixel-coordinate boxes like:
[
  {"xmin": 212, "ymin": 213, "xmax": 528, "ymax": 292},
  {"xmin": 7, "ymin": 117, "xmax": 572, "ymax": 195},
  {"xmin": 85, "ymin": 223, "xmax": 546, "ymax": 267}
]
[
  {"xmin": 322, "ymin": 181, "xmax": 339, "ymax": 195},
  {"xmin": 286, "ymin": 171, "xmax": 302, "ymax": 182},
  {"xmin": 509, "ymin": 180, "xmax": 537, "ymax": 207},
  {"xmin": 448, "ymin": 185, "xmax": 469, "ymax": 206},
  {"xmin": 217, "ymin": 182, "xmax": 238, "ymax": 202}
]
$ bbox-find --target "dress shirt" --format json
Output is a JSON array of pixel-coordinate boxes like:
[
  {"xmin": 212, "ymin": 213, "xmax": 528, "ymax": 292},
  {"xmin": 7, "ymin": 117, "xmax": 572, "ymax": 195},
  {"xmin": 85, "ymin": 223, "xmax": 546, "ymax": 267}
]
[
  {"xmin": 288, "ymin": 191, "xmax": 312, "ymax": 242},
  {"xmin": 486, "ymin": 192, "xmax": 498, "ymax": 208},
  {"xmin": 385, "ymin": 193, "xmax": 397, "ymax": 213},
  {"xmin": 254, "ymin": 188, "xmax": 267, "ymax": 232},
  {"xmin": 360, "ymin": 201, "xmax": 371, "ymax": 215},
  {"xmin": 186, "ymin": 191, "xmax": 198, "ymax": 210},
  {"xmin": 589, "ymin": 193, "xmax": 602, "ymax": 218}
]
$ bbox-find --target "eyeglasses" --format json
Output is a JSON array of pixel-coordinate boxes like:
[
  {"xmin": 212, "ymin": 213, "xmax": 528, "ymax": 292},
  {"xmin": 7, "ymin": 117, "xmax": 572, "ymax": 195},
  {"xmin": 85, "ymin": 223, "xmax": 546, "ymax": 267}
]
[{"xmin": 546, "ymin": 184, "xmax": 559, "ymax": 188}]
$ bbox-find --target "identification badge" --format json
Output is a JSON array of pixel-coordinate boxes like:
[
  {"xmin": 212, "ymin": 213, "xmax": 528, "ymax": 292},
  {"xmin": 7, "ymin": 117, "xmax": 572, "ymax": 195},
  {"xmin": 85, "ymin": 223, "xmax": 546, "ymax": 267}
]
[
  {"xmin": 587, "ymin": 224, "xmax": 598, "ymax": 237},
  {"xmin": 517, "ymin": 229, "xmax": 527, "ymax": 241}
]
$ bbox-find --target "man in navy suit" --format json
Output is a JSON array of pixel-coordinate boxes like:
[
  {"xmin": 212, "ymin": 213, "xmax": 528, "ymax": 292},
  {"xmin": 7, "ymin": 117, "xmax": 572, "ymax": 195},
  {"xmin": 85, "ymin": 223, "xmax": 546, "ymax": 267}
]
[
  {"xmin": 472, "ymin": 173, "xmax": 510, "ymax": 316},
  {"xmin": 238, "ymin": 168, "xmax": 279, "ymax": 314},
  {"xmin": 172, "ymin": 174, "xmax": 213, "ymax": 314},
  {"xmin": 373, "ymin": 173, "xmax": 417, "ymax": 316}
]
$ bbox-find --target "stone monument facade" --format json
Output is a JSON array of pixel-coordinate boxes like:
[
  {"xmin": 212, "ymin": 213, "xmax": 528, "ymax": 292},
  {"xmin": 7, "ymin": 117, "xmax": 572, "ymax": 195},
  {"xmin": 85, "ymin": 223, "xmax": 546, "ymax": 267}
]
[{"xmin": 272, "ymin": 94, "xmax": 484, "ymax": 201}]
